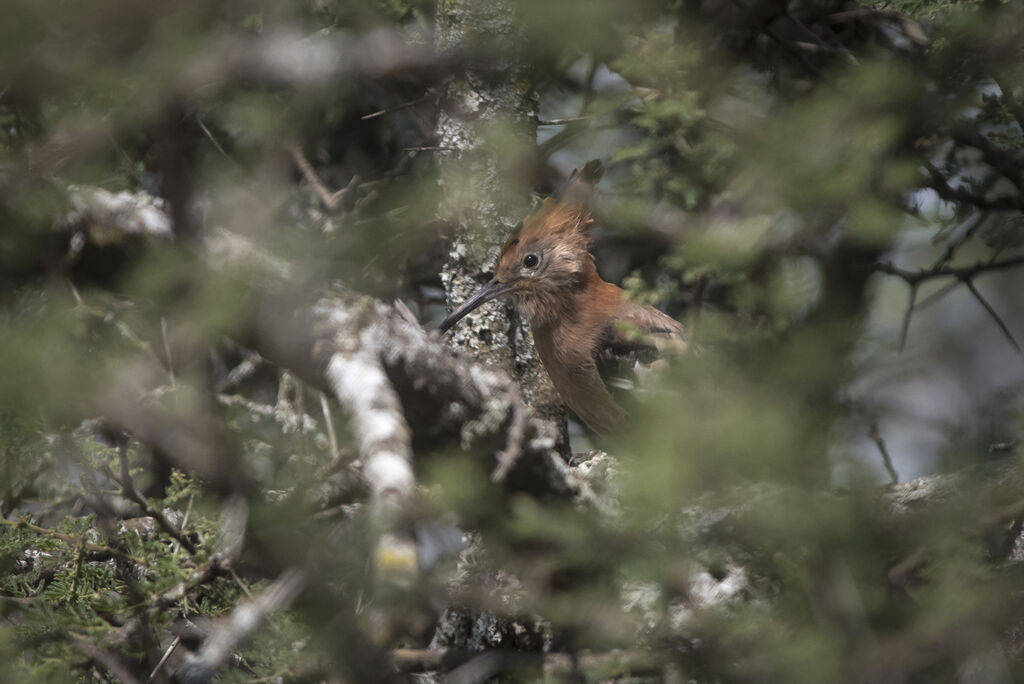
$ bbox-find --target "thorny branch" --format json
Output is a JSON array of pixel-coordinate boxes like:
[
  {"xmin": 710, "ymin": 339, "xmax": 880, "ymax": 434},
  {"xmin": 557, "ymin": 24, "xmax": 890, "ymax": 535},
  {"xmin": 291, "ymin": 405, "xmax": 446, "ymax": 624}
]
[
  {"xmin": 963, "ymin": 278, "xmax": 1023, "ymax": 356},
  {"xmin": 872, "ymin": 255, "xmax": 1024, "ymax": 285},
  {"xmin": 873, "ymin": 253, "xmax": 1024, "ymax": 354}
]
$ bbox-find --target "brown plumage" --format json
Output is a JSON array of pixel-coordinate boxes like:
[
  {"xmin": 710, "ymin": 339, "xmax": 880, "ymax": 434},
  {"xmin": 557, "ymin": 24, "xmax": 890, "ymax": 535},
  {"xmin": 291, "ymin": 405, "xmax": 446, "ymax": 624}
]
[{"xmin": 439, "ymin": 162, "xmax": 684, "ymax": 434}]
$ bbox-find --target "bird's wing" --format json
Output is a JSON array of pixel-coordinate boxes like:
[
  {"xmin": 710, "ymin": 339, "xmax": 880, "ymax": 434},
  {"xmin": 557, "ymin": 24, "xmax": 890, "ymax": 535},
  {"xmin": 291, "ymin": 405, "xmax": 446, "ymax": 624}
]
[
  {"xmin": 601, "ymin": 300, "xmax": 686, "ymax": 360},
  {"xmin": 595, "ymin": 301, "xmax": 685, "ymax": 397}
]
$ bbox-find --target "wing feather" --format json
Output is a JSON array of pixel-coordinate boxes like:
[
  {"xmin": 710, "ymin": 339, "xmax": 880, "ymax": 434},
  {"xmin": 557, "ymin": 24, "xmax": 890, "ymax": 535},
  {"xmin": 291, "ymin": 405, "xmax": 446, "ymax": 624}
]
[{"xmin": 601, "ymin": 300, "xmax": 685, "ymax": 359}]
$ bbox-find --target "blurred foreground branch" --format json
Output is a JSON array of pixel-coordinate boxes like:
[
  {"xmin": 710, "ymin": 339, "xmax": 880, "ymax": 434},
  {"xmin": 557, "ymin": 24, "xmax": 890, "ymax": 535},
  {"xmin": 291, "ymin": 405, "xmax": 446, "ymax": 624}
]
[
  {"xmin": 61, "ymin": 186, "xmax": 577, "ymax": 506},
  {"xmin": 175, "ymin": 567, "xmax": 307, "ymax": 684}
]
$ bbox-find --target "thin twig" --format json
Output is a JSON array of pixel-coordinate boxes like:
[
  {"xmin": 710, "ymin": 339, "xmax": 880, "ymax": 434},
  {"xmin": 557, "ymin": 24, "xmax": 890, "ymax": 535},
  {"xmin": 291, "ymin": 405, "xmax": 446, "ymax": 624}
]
[
  {"xmin": 929, "ymin": 211, "xmax": 988, "ymax": 271},
  {"xmin": 161, "ymin": 317, "xmax": 175, "ymax": 388},
  {"xmin": 229, "ymin": 567, "xmax": 257, "ymax": 602},
  {"xmin": 917, "ymin": 244, "xmax": 1011, "ymax": 313},
  {"xmin": 537, "ymin": 116, "xmax": 591, "ymax": 126},
  {"xmin": 761, "ymin": 21, "xmax": 831, "ymax": 86},
  {"xmin": 963, "ymin": 278, "xmax": 1023, "ymax": 357},
  {"xmin": 153, "ymin": 559, "xmax": 228, "ymax": 611},
  {"xmin": 319, "ymin": 392, "xmax": 341, "ymax": 463},
  {"xmin": 196, "ymin": 115, "xmax": 232, "ymax": 163},
  {"xmin": 872, "ymin": 254, "xmax": 1024, "ymax": 285},
  {"xmin": 286, "ymin": 142, "xmax": 348, "ymax": 213},
  {"xmin": 147, "ymin": 636, "xmax": 181, "ymax": 683},
  {"xmin": 68, "ymin": 279, "xmax": 84, "ymax": 306},
  {"xmin": 360, "ymin": 94, "xmax": 429, "ymax": 120},
  {"xmin": 897, "ymin": 283, "xmax": 917, "ymax": 352},
  {"xmin": 911, "ymin": 279, "xmax": 959, "ymax": 313},
  {"xmin": 538, "ymin": 121, "xmax": 615, "ymax": 156},
  {"xmin": 868, "ymin": 424, "xmax": 899, "ymax": 484},
  {"xmin": 172, "ymin": 493, "xmax": 194, "ymax": 556},
  {"xmin": 787, "ymin": 8, "xmax": 859, "ymax": 65},
  {"xmin": 69, "ymin": 292, "xmax": 168, "ymax": 373}
]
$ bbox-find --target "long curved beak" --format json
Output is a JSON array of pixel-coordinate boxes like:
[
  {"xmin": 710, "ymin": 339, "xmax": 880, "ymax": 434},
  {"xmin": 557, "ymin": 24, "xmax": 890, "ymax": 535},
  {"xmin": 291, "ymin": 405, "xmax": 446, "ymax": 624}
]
[{"xmin": 438, "ymin": 279, "xmax": 513, "ymax": 334}]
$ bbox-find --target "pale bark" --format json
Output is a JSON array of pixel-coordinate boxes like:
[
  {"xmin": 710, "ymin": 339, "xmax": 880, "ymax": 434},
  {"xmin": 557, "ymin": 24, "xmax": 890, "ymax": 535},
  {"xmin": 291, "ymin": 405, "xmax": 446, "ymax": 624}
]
[{"xmin": 59, "ymin": 186, "xmax": 578, "ymax": 508}]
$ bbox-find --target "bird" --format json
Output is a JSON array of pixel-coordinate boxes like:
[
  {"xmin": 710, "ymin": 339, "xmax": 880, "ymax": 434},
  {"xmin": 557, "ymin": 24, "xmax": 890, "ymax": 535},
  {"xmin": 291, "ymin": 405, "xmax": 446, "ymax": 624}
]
[{"xmin": 439, "ymin": 161, "xmax": 684, "ymax": 434}]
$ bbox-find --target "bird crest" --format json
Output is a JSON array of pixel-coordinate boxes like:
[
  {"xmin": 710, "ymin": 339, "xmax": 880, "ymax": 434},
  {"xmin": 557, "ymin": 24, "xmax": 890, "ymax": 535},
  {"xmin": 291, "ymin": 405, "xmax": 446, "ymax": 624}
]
[
  {"xmin": 491, "ymin": 160, "xmax": 604, "ymax": 293},
  {"xmin": 505, "ymin": 160, "xmax": 603, "ymax": 246}
]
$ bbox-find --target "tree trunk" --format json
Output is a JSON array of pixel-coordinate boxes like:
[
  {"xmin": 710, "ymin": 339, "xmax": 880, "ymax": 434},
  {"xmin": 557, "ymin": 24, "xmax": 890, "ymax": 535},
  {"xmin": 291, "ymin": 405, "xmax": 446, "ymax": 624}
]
[{"xmin": 435, "ymin": 0, "xmax": 569, "ymax": 456}]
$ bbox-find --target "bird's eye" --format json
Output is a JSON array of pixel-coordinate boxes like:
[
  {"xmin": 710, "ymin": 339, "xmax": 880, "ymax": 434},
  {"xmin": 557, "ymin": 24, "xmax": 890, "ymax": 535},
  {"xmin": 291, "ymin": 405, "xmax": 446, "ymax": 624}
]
[{"xmin": 523, "ymin": 254, "xmax": 539, "ymax": 269}]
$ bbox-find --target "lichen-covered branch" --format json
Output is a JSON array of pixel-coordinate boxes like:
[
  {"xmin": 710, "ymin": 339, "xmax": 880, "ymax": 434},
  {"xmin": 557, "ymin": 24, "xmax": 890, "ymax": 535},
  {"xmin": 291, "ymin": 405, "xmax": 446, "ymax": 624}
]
[
  {"xmin": 58, "ymin": 185, "xmax": 576, "ymax": 505},
  {"xmin": 258, "ymin": 290, "xmax": 577, "ymax": 502}
]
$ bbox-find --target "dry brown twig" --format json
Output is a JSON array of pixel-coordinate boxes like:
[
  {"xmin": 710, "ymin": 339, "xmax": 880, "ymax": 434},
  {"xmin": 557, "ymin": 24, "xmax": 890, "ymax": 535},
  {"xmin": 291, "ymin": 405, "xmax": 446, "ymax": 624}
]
[{"xmin": 286, "ymin": 142, "xmax": 351, "ymax": 213}]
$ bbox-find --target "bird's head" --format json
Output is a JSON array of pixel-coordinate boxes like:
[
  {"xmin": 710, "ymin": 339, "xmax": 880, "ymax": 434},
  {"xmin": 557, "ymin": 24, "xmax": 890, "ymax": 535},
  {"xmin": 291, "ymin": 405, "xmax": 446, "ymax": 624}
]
[{"xmin": 439, "ymin": 162, "xmax": 603, "ymax": 333}]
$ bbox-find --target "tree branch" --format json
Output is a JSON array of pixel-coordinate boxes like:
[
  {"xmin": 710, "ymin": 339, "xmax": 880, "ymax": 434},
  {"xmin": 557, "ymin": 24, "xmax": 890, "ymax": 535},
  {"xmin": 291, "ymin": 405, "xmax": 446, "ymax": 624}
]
[
  {"xmin": 872, "ymin": 254, "xmax": 1024, "ymax": 285},
  {"xmin": 923, "ymin": 160, "xmax": 1024, "ymax": 212},
  {"xmin": 174, "ymin": 567, "xmax": 307, "ymax": 684},
  {"xmin": 963, "ymin": 278, "xmax": 1023, "ymax": 357}
]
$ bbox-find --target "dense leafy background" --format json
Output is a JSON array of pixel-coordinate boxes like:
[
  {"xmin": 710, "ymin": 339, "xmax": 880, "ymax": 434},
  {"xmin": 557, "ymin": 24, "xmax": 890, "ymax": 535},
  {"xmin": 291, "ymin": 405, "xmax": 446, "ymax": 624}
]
[{"xmin": 2, "ymin": 0, "xmax": 1024, "ymax": 682}]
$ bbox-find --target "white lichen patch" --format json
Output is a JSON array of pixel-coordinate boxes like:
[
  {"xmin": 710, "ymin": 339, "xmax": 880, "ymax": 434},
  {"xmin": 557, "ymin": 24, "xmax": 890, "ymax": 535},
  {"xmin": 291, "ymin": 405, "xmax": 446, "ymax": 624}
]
[{"xmin": 66, "ymin": 186, "xmax": 173, "ymax": 240}]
